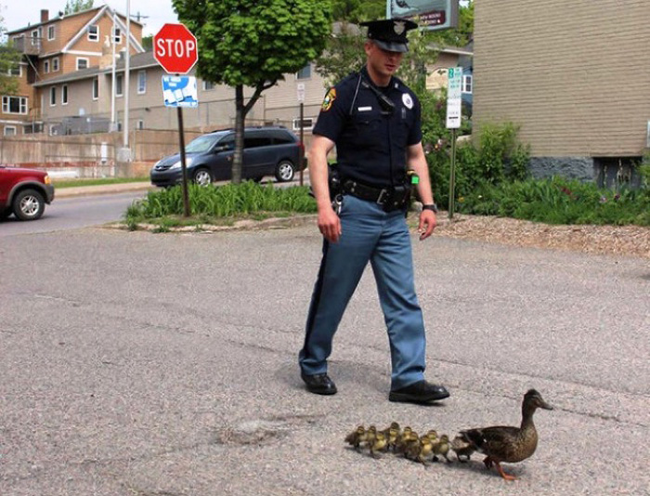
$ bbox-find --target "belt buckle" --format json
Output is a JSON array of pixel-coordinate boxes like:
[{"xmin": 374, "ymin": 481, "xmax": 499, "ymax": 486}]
[{"xmin": 376, "ymin": 188, "xmax": 390, "ymax": 205}]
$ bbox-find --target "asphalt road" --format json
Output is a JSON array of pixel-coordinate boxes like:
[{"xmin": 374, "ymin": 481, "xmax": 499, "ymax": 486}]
[
  {"xmin": 0, "ymin": 191, "xmax": 146, "ymax": 237},
  {"xmin": 0, "ymin": 218, "xmax": 648, "ymax": 495}
]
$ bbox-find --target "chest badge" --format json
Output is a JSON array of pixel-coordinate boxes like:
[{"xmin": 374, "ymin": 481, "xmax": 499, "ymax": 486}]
[{"xmin": 402, "ymin": 93, "xmax": 413, "ymax": 110}]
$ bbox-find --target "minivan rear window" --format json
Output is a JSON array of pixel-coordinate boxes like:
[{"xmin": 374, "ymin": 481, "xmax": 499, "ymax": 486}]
[{"xmin": 244, "ymin": 136, "xmax": 273, "ymax": 148}]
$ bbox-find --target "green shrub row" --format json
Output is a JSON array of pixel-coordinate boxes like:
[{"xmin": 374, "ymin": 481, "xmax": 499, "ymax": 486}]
[
  {"xmin": 459, "ymin": 176, "xmax": 650, "ymax": 226},
  {"xmin": 125, "ymin": 181, "xmax": 317, "ymax": 222}
]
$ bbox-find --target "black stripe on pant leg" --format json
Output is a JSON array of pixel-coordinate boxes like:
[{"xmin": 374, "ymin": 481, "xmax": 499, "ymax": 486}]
[{"xmin": 302, "ymin": 238, "xmax": 331, "ymax": 358}]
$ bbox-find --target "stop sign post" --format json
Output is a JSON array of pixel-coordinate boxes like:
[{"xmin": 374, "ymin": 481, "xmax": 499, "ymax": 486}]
[{"xmin": 154, "ymin": 23, "xmax": 199, "ymax": 217}]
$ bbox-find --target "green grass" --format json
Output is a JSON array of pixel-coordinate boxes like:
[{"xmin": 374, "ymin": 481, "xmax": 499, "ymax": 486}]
[{"xmin": 53, "ymin": 177, "xmax": 150, "ymax": 188}]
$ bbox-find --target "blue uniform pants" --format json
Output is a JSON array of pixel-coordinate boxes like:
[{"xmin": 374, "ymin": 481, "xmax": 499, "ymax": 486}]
[{"xmin": 299, "ymin": 194, "xmax": 427, "ymax": 390}]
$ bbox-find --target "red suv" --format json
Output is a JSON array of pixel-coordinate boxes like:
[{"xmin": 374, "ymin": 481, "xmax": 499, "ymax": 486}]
[{"xmin": 0, "ymin": 166, "xmax": 55, "ymax": 221}]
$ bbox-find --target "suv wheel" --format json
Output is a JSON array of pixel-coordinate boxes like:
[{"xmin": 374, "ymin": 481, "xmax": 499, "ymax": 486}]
[
  {"xmin": 193, "ymin": 168, "xmax": 213, "ymax": 187},
  {"xmin": 13, "ymin": 188, "xmax": 45, "ymax": 221},
  {"xmin": 275, "ymin": 160, "xmax": 295, "ymax": 182}
]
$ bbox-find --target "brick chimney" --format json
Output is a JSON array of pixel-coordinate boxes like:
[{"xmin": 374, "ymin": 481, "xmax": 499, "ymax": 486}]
[{"xmin": 41, "ymin": 10, "xmax": 49, "ymax": 23}]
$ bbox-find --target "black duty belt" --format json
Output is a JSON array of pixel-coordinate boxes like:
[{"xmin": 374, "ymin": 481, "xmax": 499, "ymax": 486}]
[{"xmin": 341, "ymin": 179, "xmax": 410, "ymax": 212}]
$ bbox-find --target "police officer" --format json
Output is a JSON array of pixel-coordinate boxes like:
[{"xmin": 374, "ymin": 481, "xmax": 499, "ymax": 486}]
[{"xmin": 298, "ymin": 18, "xmax": 450, "ymax": 404}]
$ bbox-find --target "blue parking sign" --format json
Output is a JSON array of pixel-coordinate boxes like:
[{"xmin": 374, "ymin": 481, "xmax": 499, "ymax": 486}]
[{"xmin": 162, "ymin": 75, "xmax": 198, "ymax": 108}]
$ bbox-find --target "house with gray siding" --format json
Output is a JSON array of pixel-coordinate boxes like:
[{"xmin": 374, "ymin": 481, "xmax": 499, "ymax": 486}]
[{"xmin": 473, "ymin": 0, "xmax": 650, "ymax": 186}]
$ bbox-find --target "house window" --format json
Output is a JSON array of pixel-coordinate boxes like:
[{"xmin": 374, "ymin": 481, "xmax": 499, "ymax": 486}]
[
  {"xmin": 47, "ymin": 25, "xmax": 55, "ymax": 41},
  {"xmin": 137, "ymin": 70, "xmax": 146, "ymax": 94},
  {"xmin": 2, "ymin": 96, "xmax": 28, "ymax": 114},
  {"xmin": 292, "ymin": 117, "xmax": 314, "ymax": 131},
  {"xmin": 203, "ymin": 80, "xmax": 215, "ymax": 90},
  {"xmin": 92, "ymin": 77, "xmax": 99, "ymax": 100},
  {"xmin": 31, "ymin": 29, "xmax": 40, "ymax": 46},
  {"xmin": 52, "ymin": 58, "xmax": 60, "ymax": 72},
  {"xmin": 88, "ymin": 25, "xmax": 99, "ymax": 42},
  {"xmin": 136, "ymin": 119, "xmax": 144, "ymax": 130},
  {"xmin": 462, "ymin": 74, "xmax": 473, "ymax": 94},
  {"xmin": 76, "ymin": 58, "xmax": 89, "ymax": 70},
  {"xmin": 62, "ymin": 85, "xmax": 68, "ymax": 105},
  {"xmin": 116, "ymin": 74, "xmax": 124, "ymax": 96},
  {"xmin": 50, "ymin": 87, "xmax": 56, "ymax": 106},
  {"xmin": 4, "ymin": 126, "xmax": 17, "ymax": 136},
  {"xmin": 44, "ymin": 60, "xmax": 50, "ymax": 73},
  {"xmin": 8, "ymin": 63, "xmax": 22, "ymax": 77},
  {"xmin": 296, "ymin": 64, "xmax": 311, "ymax": 80},
  {"xmin": 112, "ymin": 27, "xmax": 122, "ymax": 44}
]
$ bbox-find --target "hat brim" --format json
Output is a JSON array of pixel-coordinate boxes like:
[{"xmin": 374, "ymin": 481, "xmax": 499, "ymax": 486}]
[{"xmin": 372, "ymin": 39, "xmax": 409, "ymax": 53}]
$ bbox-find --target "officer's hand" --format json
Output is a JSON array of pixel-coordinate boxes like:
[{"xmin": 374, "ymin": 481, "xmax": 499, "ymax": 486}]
[
  {"xmin": 418, "ymin": 209, "xmax": 436, "ymax": 240},
  {"xmin": 318, "ymin": 206, "xmax": 342, "ymax": 243}
]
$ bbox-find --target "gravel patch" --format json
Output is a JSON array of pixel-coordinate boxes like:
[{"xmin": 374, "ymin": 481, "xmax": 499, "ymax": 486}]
[{"xmin": 434, "ymin": 213, "xmax": 650, "ymax": 259}]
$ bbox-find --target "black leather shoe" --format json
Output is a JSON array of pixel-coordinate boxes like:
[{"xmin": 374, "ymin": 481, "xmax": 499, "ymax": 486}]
[
  {"xmin": 301, "ymin": 373, "xmax": 337, "ymax": 395},
  {"xmin": 389, "ymin": 380, "xmax": 449, "ymax": 404}
]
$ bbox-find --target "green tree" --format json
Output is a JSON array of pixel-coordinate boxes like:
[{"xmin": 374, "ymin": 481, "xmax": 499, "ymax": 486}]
[
  {"xmin": 0, "ymin": 11, "xmax": 21, "ymax": 95},
  {"xmin": 316, "ymin": 0, "xmax": 473, "ymax": 86},
  {"xmin": 331, "ymin": 0, "xmax": 385, "ymax": 21},
  {"xmin": 64, "ymin": 0, "xmax": 95, "ymax": 15},
  {"xmin": 315, "ymin": 1, "xmax": 384, "ymax": 86},
  {"xmin": 172, "ymin": 0, "xmax": 332, "ymax": 183},
  {"xmin": 141, "ymin": 35, "xmax": 152, "ymax": 51}
]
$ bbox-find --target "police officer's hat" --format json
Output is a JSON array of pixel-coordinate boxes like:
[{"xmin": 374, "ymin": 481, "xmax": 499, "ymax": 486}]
[{"xmin": 360, "ymin": 18, "xmax": 418, "ymax": 53}]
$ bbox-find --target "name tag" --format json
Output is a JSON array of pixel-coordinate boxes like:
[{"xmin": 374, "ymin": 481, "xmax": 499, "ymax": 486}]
[{"xmin": 358, "ymin": 106, "xmax": 372, "ymax": 112}]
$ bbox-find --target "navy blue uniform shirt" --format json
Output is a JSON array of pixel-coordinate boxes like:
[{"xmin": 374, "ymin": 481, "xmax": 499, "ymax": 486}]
[{"xmin": 313, "ymin": 67, "xmax": 422, "ymax": 188}]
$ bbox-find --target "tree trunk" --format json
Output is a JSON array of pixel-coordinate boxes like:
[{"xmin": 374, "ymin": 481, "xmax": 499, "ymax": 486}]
[{"xmin": 232, "ymin": 85, "xmax": 245, "ymax": 184}]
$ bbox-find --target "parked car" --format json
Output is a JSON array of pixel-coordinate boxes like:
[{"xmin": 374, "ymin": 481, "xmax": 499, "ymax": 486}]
[
  {"xmin": 0, "ymin": 166, "xmax": 55, "ymax": 221},
  {"xmin": 150, "ymin": 126, "xmax": 306, "ymax": 187}
]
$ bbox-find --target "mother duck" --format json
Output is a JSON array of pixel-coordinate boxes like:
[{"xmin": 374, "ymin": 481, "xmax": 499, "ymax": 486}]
[{"xmin": 459, "ymin": 389, "xmax": 553, "ymax": 480}]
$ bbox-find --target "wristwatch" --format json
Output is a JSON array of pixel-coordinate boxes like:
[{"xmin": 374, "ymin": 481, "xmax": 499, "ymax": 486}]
[{"xmin": 422, "ymin": 203, "xmax": 438, "ymax": 213}]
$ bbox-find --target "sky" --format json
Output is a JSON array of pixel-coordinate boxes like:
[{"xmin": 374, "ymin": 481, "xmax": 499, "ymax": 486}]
[{"xmin": 1, "ymin": 0, "xmax": 179, "ymax": 37}]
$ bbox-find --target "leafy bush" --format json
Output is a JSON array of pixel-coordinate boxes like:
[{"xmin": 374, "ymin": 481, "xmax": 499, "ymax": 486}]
[{"xmin": 459, "ymin": 177, "xmax": 650, "ymax": 226}]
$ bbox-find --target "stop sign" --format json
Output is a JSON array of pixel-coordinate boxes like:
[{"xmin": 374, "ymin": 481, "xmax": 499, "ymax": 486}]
[{"xmin": 153, "ymin": 23, "xmax": 198, "ymax": 74}]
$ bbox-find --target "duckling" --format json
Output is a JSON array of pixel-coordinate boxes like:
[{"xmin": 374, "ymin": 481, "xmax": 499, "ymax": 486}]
[
  {"xmin": 364, "ymin": 425, "xmax": 377, "ymax": 450},
  {"xmin": 400, "ymin": 431, "xmax": 421, "ymax": 459},
  {"xmin": 368, "ymin": 431, "xmax": 388, "ymax": 458},
  {"xmin": 384, "ymin": 424, "xmax": 401, "ymax": 452},
  {"xmin": 451, "ymin": 435, "xmax": 475, "ymax": 462},
  {"xmin": 382, "ymin": 421, "xmax": 400, "ymax": 437},
  {"xmin": 425, "ymin": 429, "xmax": 438, "ymax": 442},
  {"xmin": 406, "ymin": 434, "xmax": 434, "ymax": 466},
  {"xmin": 345, "ymin": 425, "xmax": 367, "ymax": 451},
  {"xmin": 459, "ymin": 389, "xmax": 553, "ymax": 481},
  {"xmin": 431, "ymin": 434, "xmax": 452, "ymax": 463},
  {"xmin": 393, "ymin": 426, "xmax": 413, "ymax": 456}
]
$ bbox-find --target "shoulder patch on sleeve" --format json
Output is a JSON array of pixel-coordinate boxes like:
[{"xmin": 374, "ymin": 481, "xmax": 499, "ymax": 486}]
[{"xmin": 321, "ymin": 88, "xmax": 336, "ymax": 112}]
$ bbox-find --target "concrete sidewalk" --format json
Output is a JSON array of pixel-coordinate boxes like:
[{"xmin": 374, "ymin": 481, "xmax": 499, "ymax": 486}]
[{"xmin": 55, "ymin": 181, "xmax": 154, "ymax": 198}]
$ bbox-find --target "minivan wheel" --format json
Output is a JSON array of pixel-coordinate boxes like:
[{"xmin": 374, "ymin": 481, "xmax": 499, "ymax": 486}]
[
  {"xmin": 12, "ymin": 188, "xmax": 45, "ymax": 221},
  {"xmin": 193, "ymin": 168, "xmax": 214, "ymax": 187},
  {"xmin": 275, "ymin": 160, "xmax": 295, "ymax": 182}
]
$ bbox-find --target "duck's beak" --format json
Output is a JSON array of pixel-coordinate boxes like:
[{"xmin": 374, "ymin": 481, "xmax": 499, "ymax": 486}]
[{"xmin": 539, "ymin": 399, "xmax": 554, "ymax": 410}]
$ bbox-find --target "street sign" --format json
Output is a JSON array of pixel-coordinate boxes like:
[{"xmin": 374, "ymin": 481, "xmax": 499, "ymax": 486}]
[
  {"xmin": 387, "ymin": 0, "xmax": 459, "ymax": 31},
  {"xmin": 153, "ymin": 23, "xmax": 198, "ymax": 75},
  {"xmin": 297, "ymin": 83, "xmax": 305, "ymax": 102},
  {"xmin": 162, "ymin": 76, "xmax": 198, "ymax": 108},
  {"xmin": 446, "ymin": 67, "xmax": 463, "ymax": 129}
]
